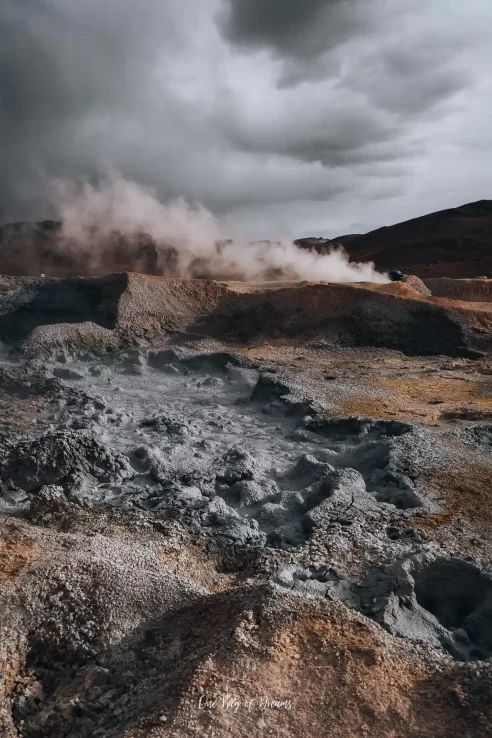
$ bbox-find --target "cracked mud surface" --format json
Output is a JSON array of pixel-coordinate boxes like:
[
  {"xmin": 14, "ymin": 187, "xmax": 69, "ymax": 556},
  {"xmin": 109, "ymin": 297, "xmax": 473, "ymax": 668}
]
[{"xmin": 1, "ymin": 344, "xmax": 492, "ymax": 737}]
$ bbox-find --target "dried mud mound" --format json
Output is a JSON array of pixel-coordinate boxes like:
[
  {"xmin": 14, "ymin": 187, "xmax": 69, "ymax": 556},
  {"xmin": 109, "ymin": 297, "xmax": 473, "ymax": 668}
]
[
  {"xmin": 357, "ymin": 555, "xmax": 492, "ymax": 662},
  {"xmin": 3, "ymin": 533, "xmax": 492, "ymax": 738},
  {"xmin": 0, "ymin": 429, "xmax": 134, "ymax": 493},
  {"xmin": 0, "ymin": 273, "xmax": 126, "ymax": 345},
  {"xmin": 273, "ymin": 553, "xmax": 492, "ymax": 662},
  {"xmin": 1, "ymin": 273, "xmax": 492, "ymax": 358}
]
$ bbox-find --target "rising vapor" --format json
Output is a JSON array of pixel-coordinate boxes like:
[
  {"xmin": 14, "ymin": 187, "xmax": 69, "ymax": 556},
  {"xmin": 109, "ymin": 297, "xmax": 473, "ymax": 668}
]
[{"xmin": 51, "ymin": 173, "xmax": 388, "ymax": 283}]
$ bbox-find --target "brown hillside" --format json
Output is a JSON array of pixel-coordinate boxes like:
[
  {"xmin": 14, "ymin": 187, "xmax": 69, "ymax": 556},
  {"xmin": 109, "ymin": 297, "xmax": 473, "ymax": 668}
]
[
  {"xmin": 295, "ymin": 200, "xmax": 492, "ymax": 278},
  {"xmin": 333, "ymin": 200, "xmax": 492, "ymax": 278}
]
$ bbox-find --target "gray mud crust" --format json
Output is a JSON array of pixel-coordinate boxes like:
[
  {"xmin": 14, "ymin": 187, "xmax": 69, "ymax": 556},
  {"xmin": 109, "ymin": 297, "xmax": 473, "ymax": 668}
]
[
  {"xmin": 0, "ymin": 349, "xmax": 440, "ymax": 549},
  {"xmin": 355, "ymin": 555, "xmax": 492, "ymax": 661},
  {"xmin": 271, "ymin": 552, "xmax": 492, "ymax": 663}
]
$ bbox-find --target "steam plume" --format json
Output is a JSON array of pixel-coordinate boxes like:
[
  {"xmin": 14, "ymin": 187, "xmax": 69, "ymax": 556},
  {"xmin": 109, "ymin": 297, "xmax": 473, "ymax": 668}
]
[{"xmin": 51, "ymin": 173, "xmax": 388, "ymax": 283}]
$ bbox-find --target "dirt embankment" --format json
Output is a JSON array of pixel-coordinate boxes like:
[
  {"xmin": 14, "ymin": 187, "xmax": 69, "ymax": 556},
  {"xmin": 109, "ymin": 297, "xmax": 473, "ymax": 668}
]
[
  {"xmin": 424, "ymin": 278, "xmax": 492, "ymax": 302},
  {"xmin": 200, "ymin": 282, "xmax": 490, "ymax": 357},
  {"xmin": 2, "ymin": 525, "xmax": 490, "ymax": 738},
  {"xmin": 1, "ymin": 273, "xmax": 492, "ymax": 357}
]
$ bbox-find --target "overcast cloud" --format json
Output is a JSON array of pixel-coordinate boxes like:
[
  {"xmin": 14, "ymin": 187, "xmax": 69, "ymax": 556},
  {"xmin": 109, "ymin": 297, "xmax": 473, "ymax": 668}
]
[{"xmin": 1, "ymin": 0, "xmax": 491, "ymax": 238}]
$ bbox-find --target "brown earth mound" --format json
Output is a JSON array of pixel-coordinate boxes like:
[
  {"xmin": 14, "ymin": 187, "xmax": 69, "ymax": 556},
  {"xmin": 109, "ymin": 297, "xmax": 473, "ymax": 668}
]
[
  {"xmin": 1, "ymin": 273, "xmax": 492, "ymax": 358},
  {"xmin": 1, "ymin": 518, "xmax": 491, "ymax": 738},
  {"xmin": 424, "ymin": 277, "xmax": 492, "ymax": 302}
]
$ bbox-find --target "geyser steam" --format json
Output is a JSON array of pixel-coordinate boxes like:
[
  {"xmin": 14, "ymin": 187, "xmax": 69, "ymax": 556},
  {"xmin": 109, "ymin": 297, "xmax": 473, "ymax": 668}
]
[{"xmin": 52, "ymin": 173, "xmax": 388, "ymax": 283}]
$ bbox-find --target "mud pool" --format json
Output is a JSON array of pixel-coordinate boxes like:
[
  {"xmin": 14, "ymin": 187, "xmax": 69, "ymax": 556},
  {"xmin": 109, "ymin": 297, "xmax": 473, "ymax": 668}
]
[
  {"xmin": 1, "ymin": 349, "xmax": 492, "ymax": 664},
  {"xmin": 0, "ymin": 350, "xmax": 430, "ymax": 550}
]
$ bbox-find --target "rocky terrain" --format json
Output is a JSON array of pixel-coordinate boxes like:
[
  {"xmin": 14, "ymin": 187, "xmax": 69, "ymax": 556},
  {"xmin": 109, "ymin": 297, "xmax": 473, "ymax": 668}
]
[{"xmin": 1, "ymin": 274, "xmax": 492, "ymax": 737}]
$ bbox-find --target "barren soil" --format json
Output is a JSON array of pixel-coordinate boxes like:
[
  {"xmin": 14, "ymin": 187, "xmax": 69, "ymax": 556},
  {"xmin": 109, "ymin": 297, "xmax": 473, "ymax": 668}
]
[{"xmin": 1, "ymin": 275, "xmax": 492, "ymax": 737}]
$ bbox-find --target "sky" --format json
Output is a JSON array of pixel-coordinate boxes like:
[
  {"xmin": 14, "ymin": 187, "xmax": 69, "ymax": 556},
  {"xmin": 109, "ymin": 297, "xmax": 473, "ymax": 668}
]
[{"xmin": 1, "ymin": 0, "xmax": 492, "ymax": 239}]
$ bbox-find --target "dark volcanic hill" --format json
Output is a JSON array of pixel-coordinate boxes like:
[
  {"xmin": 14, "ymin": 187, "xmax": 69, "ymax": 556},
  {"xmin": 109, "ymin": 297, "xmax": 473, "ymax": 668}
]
[
  {"xmin": 0, "ymin": 220, "xmax": 63, "ymax": 275},
  {"xmin": 0, "ymin": 220, "xmax": 162, "ymax": 277},
  {"xmin": 296, "ymin": 200, "xmax": 492, "ymax": 279}
]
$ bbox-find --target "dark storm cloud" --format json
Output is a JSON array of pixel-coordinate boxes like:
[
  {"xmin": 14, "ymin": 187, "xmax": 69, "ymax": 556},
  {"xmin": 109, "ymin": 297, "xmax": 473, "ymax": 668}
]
[
  {"xmin": 0, "ymin": 0, "xmax": 193, "ymax": 221},
  {"xmin": 0, "ymin": 0, "xmax": 490, "ymax": 238},
  {"xmin": 220, "ymin": 0, "xmax": 340, "ymax": 51},
  {"xmin": 219, "ymin": 0, "xmax": 474, "ymax": 100},
  {"xmin": 342, "ymin": 34, "xmax": 474, "ymax": 116},
  {"xmin": 218, "ymin": 0, "xmax": 380, "ymax": 88},
  {"xmin": 218, "ymin": 94, "xmax": 407, "ymax": 166},
  {"xmin": 217, "ymin": 0, "xmax": 479, "ymax": 166},
  {"xmin": 220, "ymin": 1, "xmax": 368, "ymax": 90}
]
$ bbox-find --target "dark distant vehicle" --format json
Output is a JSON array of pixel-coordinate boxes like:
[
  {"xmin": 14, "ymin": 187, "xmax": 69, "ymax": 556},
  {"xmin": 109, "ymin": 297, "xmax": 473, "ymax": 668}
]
[{"xmin": 388, "ymin": 269, "xmax": 407, "ymax": 282}]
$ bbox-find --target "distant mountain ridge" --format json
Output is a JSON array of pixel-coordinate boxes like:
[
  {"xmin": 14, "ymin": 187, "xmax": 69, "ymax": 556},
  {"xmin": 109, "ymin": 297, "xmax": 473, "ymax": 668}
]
[
  {"xmin": 2, "ymin": 199, "xmax": 492, "ymax": 278},
  {"xmin": 296, "ymin": 199, "xmax": 492, "ymax": 278}
]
